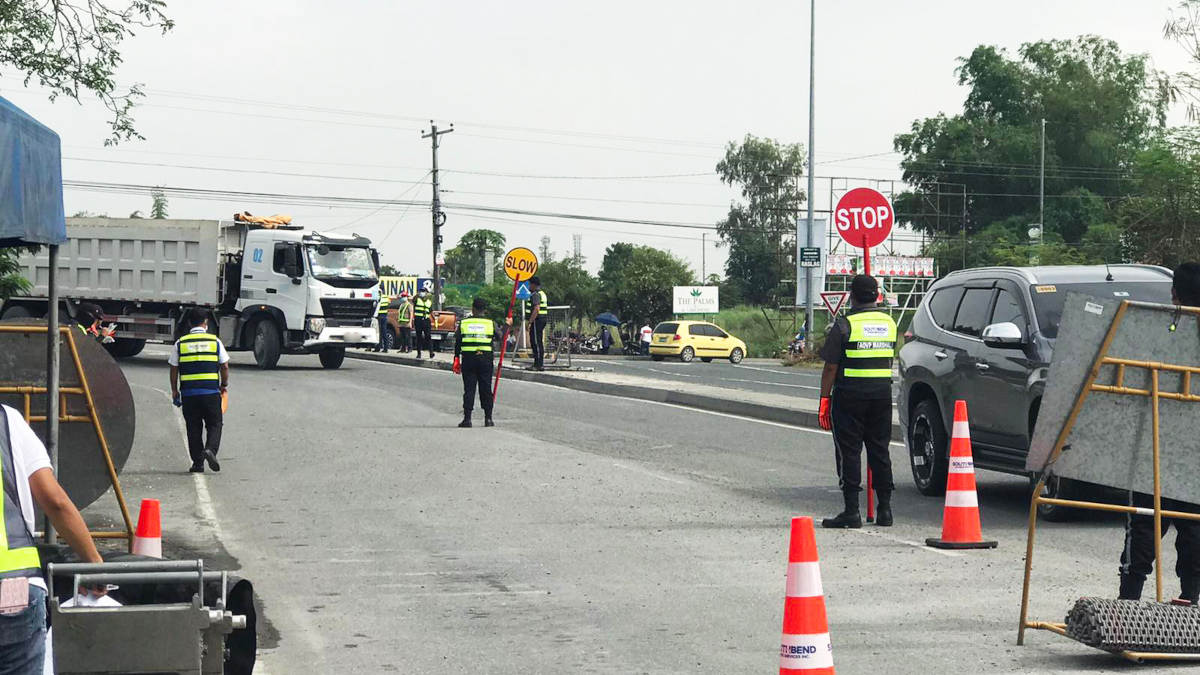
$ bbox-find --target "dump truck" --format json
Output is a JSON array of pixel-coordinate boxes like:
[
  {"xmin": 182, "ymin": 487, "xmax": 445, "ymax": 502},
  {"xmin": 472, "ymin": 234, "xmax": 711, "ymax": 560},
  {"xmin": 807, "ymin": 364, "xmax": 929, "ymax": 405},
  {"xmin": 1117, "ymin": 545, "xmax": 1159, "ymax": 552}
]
[{"xmin": 3, "ymin": 218, "xmax": 382, "ymax": 369}]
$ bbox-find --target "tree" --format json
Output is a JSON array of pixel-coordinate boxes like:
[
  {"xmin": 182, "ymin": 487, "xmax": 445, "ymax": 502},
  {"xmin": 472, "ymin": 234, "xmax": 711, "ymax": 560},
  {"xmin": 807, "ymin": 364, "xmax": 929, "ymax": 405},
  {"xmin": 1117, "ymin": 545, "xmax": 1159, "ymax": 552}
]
[
  {"xmin": 0, "ymin": 1, "xmax": 174, "ymax": 144},
  {"xmin": 151, "ymin": 186, "xmax": 168, "ymax": 219},
  {"xmin": 605, "ymin": 245, "xmax": 693, "ymax": 325},
  {"xmin": 378, "ymin": 264, "xmax": 401, "ymax": 277},
  {"xmin": 1117, "ymin": 130, "xmax": 1200, "ymax": 267},
  {"xmin": 715, "ymin": 135, "xmax": 805, "ymax": 306},
  {"xmin": 598, "ymin": 242, "xmax": 636, "ymax": 318},
  {"xmin": 1165, "ymin": 1, "xmax": 1200, "ymax": 120},
  {"xmin": 893, "ymin": 36, "xmax": 1168, "ymax": 270},
  {"xmin": 0, "ymin": 250, "xmax": 30, "ymax": 300},
  {"xmin": 535, "ymin": 258, "xmax": 599, "ymax": 322}
]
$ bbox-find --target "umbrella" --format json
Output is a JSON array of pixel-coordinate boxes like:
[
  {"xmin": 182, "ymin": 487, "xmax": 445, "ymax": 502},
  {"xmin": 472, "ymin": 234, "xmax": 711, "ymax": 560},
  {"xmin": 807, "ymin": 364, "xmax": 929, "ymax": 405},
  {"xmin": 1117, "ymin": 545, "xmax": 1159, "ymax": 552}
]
[{"xmin": 594, "ymin": 312, "xmax": 621, "ymax": 327}]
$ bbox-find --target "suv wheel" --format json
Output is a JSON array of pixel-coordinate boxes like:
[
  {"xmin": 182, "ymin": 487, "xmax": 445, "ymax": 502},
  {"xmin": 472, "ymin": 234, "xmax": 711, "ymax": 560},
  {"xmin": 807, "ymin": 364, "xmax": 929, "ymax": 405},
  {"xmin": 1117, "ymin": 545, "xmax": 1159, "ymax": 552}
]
[
  {"xmin": 1034, "ymin": 474, "xmax": 1083, "ymax": 522},
  {"xmin": 909, "ymin": 398, "xmax": 949, "ymax": 496}
]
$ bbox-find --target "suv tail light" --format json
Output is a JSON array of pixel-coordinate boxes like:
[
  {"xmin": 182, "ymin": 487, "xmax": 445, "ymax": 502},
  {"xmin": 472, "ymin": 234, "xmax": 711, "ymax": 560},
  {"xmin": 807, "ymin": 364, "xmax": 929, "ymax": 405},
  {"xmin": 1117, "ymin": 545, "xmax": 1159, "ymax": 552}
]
[{"xmin": 673, "ymin": 334, "xmax": 682, "ymax": 341}]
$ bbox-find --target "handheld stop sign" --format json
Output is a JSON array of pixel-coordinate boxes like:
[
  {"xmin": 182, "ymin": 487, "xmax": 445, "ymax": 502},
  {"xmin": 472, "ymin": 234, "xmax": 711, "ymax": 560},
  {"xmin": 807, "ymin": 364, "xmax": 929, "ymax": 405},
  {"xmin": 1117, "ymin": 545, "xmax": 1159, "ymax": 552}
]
[{"xmin": 503, "ymin": 247, "xmax": 539, "ymax": 282}]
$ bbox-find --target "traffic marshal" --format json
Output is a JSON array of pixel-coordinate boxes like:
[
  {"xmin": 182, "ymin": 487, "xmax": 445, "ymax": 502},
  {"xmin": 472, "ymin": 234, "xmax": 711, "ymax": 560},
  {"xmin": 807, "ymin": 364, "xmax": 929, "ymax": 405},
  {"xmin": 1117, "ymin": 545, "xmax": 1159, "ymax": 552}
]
[
  {"xmin": 834, "ymin": 187, "xmax": 893, "ymax": 249},
  {"xmin": 503, "ymin": 247, "xmax": 539, "ymax": 282}
]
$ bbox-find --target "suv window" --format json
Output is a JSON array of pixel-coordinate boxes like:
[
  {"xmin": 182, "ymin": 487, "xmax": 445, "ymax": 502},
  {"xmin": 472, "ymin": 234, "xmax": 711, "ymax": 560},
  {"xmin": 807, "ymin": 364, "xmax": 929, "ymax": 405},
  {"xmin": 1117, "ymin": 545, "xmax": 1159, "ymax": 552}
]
[
  {"xmin": 688, "ymin": 324, "xmax": 707, "ymax": 336},
  {"xmin": 654, "ymin": 322, "xmax": 679, "ymax": 335},
  {"xmin": 272, "ymin": 243, "xmax": 289, "ymax": 274},
  {"xmin": 927, "ymin": 286, "xmax": 964, "ymax": 329},
  {"xmin": 990, "ymin": 289, "xmax": 1027, "ymax": 337},
  {"xmin": 952, "ymin": 288, "xmax": 994, "ymax": 337},
  {"xmin": 1030, "ymin": 282, "xmax": 1173, "ymax": 339}
]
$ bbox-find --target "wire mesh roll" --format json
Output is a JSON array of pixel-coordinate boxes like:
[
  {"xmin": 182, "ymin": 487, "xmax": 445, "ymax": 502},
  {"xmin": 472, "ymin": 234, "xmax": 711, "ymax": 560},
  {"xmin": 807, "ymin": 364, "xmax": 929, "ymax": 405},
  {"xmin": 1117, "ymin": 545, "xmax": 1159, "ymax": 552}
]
[{"xmin": 1066, "ymin": 597, "xmax": 1200, "ymax": 653}]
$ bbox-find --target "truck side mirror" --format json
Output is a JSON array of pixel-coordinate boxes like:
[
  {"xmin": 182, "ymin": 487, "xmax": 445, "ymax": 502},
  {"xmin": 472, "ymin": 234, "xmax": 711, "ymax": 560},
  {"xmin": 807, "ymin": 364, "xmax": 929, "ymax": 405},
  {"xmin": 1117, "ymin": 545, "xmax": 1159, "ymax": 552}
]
[{"xmin": 282, "ymin": 244, "xmax": 302, "ymax": 279}]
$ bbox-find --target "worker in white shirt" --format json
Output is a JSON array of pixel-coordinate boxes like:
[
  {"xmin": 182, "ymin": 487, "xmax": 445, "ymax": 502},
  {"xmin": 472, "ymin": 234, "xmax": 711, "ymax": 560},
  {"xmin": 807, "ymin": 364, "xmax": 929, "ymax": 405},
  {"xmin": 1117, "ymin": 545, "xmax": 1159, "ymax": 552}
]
[{"xmin": 639, "ymin": 320, "xmax": 653, "ymax": 356}]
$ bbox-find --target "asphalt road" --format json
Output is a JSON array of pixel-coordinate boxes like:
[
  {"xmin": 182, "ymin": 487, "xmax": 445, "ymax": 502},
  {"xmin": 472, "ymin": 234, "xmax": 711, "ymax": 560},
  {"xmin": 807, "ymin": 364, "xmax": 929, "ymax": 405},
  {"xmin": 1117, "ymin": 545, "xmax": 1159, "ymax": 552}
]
[{"xmin": 98, "ymin": 348, "xmax": 1189, "ymax": 674}]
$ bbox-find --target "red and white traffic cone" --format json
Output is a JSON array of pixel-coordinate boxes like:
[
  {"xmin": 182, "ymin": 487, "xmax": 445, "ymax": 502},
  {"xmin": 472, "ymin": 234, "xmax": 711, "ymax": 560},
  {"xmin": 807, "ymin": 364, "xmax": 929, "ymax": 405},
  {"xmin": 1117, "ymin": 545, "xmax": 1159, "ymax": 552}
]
[
  {"xmin": 780, "ymin": 516, "xmax": 834, "ymax": 674},
  {"xmin": 926, "ymin": 401, "xmax": 997, "ymax": 550},
  {"xmin": 131, "ymin": 498, "xmax": 162, "ymax": 558}
]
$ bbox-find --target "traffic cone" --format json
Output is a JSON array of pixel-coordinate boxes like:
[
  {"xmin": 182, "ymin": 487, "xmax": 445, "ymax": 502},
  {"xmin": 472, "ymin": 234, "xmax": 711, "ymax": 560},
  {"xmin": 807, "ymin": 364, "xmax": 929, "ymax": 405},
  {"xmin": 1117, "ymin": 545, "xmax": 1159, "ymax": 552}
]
[
  {"xmin": 780, "ymin": 517, "xmax": 834, "ymax": 674},
  {"xmin": 131, "ymin": 498, "xmax": 162, "ymax": 558},
  {"xmin": 926, "ymin": 401, "xmax": 998, "ymax": 550}
]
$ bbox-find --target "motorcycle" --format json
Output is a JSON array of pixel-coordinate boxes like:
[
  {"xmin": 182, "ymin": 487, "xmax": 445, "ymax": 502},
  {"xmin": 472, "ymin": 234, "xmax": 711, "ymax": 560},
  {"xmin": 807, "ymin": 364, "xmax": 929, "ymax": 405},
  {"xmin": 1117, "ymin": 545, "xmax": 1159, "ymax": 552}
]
[{"xmin": 786, "ymin": 331, "xmax": 806, "ymax": 356}]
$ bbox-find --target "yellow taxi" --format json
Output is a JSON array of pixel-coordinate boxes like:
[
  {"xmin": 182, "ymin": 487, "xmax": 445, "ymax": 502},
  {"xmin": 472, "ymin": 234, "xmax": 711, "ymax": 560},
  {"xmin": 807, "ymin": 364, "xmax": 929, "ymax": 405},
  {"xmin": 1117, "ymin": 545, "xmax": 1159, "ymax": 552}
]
[{"xmin": 649, "ymin": 320, "xmax": 746, "ymax": 364}]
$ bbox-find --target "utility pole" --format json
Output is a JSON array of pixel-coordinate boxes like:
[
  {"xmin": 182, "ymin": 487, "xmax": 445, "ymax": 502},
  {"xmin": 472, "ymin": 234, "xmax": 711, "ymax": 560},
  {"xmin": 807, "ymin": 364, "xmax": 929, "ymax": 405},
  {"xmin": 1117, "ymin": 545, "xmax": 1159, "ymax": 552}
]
[
  {"xmin": 422, "ymin": 121, "xmax": 454, "ymax": 310},
  {"xmin": 1039, "ymin": 118, "xmax": 1046, "ymax": 249},
  {"xmin": 802, "ymin": 0, "xmax": 817, "ymax": 353},
  {"xmin": 702, "ymin": 233, "xmax": 706, "ymax": 282}
]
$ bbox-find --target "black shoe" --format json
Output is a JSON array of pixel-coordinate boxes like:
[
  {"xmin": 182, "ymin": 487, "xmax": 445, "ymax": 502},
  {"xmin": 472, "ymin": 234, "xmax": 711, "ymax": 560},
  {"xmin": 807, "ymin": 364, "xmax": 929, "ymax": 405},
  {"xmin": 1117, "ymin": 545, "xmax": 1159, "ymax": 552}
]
[
  {"xmin": 203, "ymin": 450, "xmax": 221, "ymax": 472},
  {"xmin": 459, "ymin": 415, "xmax": 472, "ymax": 428},
  {"xmin": 189, "ymin": 463, "xmax": 204, "ymax": 474},
  {"xmin": 484, "ymin": 417, "xmax": 495, "ymax": 427},
  {"xmin": 821, "ymin": 509, "xmax": 862, "ymax": 529},
  {"xmin": 1182, "ymin": 577, "xmax": 1200, "ymax": 605},
  {"xmin": 875, "ymin": 504, "xmax": 893, "ymax": 527},
  {"xmin": 1119, "ymin": 574, "xmax": 1145, "ymax": 601}
]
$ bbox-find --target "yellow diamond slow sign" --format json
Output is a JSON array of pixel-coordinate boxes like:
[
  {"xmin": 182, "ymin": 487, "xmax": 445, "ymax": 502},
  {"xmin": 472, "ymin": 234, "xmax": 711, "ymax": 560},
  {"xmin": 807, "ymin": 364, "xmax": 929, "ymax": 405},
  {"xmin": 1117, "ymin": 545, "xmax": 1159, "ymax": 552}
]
[{"xmin": 503, "ymin": 247, "xmax": 539, "ymax": 282}]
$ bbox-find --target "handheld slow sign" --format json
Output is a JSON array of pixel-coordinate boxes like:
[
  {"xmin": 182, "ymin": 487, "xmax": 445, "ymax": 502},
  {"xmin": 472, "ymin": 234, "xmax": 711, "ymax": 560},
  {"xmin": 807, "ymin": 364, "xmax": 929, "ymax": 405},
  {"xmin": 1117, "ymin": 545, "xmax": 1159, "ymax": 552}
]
[
  {"xmin": 834, "ymin": 188, "xmax": 893, "ymax": 249},
  {"xmin": 503, "ymin": 247, "xmax": 539, "ymax": 282}
]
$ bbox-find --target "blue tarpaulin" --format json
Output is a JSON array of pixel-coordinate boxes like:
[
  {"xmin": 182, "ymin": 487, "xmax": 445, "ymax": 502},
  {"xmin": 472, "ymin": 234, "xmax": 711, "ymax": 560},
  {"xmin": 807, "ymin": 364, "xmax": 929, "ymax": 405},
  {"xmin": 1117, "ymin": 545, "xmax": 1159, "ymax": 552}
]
[{"xmin": 0, "ymin": 95, "xmax": 66, "ymax": 246}]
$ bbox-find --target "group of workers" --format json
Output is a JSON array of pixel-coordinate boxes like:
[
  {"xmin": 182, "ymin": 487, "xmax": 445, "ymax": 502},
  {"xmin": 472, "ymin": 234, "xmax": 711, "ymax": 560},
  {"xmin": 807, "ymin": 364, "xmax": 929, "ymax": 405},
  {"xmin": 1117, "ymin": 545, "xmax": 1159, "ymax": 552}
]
[{"xmin": 374, "ymin": 288, "xmax": 435, "ymax": 357}]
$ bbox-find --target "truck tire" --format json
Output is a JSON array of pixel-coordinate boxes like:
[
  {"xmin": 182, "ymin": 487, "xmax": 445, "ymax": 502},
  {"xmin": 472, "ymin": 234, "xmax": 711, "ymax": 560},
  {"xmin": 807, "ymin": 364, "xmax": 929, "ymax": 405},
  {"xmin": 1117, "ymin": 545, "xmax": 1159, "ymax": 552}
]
[
  {"xmin": 385, "ymin": 327, "xmax": 397, "ymax": 351},
  {"xmin": 253, "ymin": 320, "xmax": 282, "ymax": 370},
  {"xmin": 909, "ymin": 398, "xmax": 950, "ymax": 496},
  {"xmin": 0, "ymin": 305, "xmax": 37, "ymax": 320},
  {"xmin": 318, "ymin": 348, "xmax": 345, "ymax": 370},
  {"xmin": 104, "ymin": 338, "xmax": 146, "ymax": 359}
]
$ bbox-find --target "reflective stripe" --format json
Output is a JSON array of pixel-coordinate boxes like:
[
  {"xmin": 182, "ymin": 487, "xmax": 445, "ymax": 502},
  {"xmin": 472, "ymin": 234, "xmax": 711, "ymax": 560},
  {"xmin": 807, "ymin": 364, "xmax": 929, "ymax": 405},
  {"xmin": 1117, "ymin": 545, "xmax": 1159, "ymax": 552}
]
[
  {"xmin": 944, "ymin": 491, "xmax": 978, "ymax": 508},
  {"xmin": 177, "ymin": 333, "xmax": 222, "ymax": 392},
  {"xmin": 0, "ymin": 412, "xmax": 40, "ymax": 577},
  {"xmin": 846, "ymin": 311, "xmax": 896, "ymax": 341},
  {"xmin": 952, "ymin": 421, "xmax": 971, "ymax": 439},
  {"xmin": 844, "ymin": 348, "xmax": 894, "ymax": 358},
  {"xmin": 843, "ymin": 368, "xmax": 891, "ymax": 378},
  {"xmin": 460, "ymin": 318, "xmax": 494, "ymax": 353},
  {"xmin": 524, "ymin": 290, "xmax": 549, "ymax": 316},
  {"xmin": 0, "ymin": 548, "xmax": 39, "ymax": 573},
  {"xmin": 779, "ymin": 633, "xmax": 834, "ymax": 670},
  {"xmin": 785, "ymin": 562, "xmax": 823, "ymax": 598},
  {"xmin": 180, "ymin": 373, "xmax": 220, "ymax": 382},
  {"xmin": 179, "ymin": 354, "xmax": 219, "ymax": 363}
]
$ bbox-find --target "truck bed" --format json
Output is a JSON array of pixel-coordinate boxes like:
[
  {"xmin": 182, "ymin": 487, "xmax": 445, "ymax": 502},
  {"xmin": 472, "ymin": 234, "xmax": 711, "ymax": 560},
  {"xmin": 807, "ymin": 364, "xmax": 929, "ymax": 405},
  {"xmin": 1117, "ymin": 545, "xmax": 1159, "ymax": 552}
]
[{"xmin": 17, "ymin": 218, "xmax": 227, "ymax": 306}]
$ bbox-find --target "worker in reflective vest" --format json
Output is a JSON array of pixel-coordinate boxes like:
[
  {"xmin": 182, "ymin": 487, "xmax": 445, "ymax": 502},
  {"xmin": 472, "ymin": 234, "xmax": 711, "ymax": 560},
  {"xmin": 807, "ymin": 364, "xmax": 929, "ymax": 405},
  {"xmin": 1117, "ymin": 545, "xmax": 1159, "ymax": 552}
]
[
  {"xmin": 74, "ymin": 302, "xmax": 114, "ymax": 343},
  {"xmin": 397, "ymin": 291, "xmax": 414, "ymax": 353},
  {"xmin": 374, "ymin": 293, "xmax": 391, "ymax": 353},
  {"xmin": 524, "ymin": 276, "xmax": 549, "ymax": 370},
  {"xmin": 0, "ymin": 403, "xmax": 103, "ymax": 671},
  {"xmin": 413, "ymin": 289, "xmax": 434, "ymax": 359},
  {"xmin": 169, "ymin": 309, "xmax": 230, "ymax": 473},
  {"xmin": 817, "ymin": 274, "xmax": 897, "ymax": 529},
  {"xmin": 452, "ymin": 297, "xmax": 496, "ymax": 428}
]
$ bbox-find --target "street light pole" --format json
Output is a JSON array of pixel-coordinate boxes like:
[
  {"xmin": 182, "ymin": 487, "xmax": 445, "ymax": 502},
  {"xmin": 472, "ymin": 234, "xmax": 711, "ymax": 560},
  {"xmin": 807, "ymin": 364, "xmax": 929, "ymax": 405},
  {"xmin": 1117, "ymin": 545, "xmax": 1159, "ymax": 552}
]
[
  {"xmin": 1039, "ymin": 118, "xmax": 1046, "ymax": 249},
  {"xmin": 802, "ymin": 0, "xmax": 817, "ymax": 353}
]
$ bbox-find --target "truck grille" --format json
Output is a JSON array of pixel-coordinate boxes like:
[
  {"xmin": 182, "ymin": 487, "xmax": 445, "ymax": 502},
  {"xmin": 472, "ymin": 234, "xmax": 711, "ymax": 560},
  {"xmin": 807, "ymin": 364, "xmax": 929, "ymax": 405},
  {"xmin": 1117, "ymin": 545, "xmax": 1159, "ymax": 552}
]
[{"xmin": 320, "ymin": 298, "xmax": 375, "ymax": 322}]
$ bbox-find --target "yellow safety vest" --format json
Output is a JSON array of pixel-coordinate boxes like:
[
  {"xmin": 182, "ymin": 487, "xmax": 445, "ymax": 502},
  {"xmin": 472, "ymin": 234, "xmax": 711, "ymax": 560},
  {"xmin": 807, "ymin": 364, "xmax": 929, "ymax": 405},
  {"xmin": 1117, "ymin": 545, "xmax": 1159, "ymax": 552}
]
[
  {"xmin": 377, "ymin": 295, "xmax": 391, "ymax": 315},
  {"xmin": 459, "ymin": 317, "xmax": 495, "ymax": 354},
  {"xmin": 414, "ymin": 297, "xmax": 432, "ymax": 319},
  {"xmin": 0, "ymin": 415, "xmax": 41, "ymax": 578},
  {"xmin": 398, "ymin": 301, "xmax": 413, "ymax": 322},
  {"xmin": 841, "ymin": 310, "xmax": 897, "ymax": 380},
  {"xmin": 177, "ymin": 332, "xmax": 222, "ymax": 393},
  {"xmin": 524, "ymin": 290, "xmax": 549, "ymax": 319}
]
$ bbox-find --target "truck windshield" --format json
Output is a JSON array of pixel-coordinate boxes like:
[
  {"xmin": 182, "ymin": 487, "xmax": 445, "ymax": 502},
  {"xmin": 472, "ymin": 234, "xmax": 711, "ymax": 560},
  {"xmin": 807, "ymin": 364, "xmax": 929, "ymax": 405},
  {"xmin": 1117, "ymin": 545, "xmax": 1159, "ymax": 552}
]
[
  {"xmin": 306, "ymin": 246, "xmax": 377, "ymax": 286},
  {"xmin": 1030, "ymin": 282, "xmax": 1173, "ymax": 339}
]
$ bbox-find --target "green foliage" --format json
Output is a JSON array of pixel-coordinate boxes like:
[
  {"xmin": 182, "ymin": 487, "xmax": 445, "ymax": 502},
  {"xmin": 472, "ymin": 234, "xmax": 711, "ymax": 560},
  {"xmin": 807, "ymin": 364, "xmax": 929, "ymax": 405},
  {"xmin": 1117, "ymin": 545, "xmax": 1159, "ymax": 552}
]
[
  {"xmin": 443, "ymin": 229, "xmax": 505, "ymax": 284},
  {"xmin": 151, "ymin": 186, "xmax": 168, "ymax": 219},
  {"xmin": 0, "ymin": 249, "xmax": 31, "ymax": 300},
  {"xmin": 378, "ymin": 264, "xmax": 401, "ymax": 277},
  {"xmin": 893, "ymin": 35, "xmax": 1167, "ymax": 270},
  {"xmin": 598, "ymin": 244, "xmax": 693, "ymax": 325},
  {"xmin": 0, "ymin": 1, "xmax": 174, "ymax": 144},
  {"xmin": 535, "ymin": 258, "xmax": 599, "ymax": 320},
  {"xmin": 716, "ymin": 135, "xmax": 805, "ymax": 305},
  {"xmin": 1116, "ymin": 130, "xmax": 1200, "ymax": 267}
]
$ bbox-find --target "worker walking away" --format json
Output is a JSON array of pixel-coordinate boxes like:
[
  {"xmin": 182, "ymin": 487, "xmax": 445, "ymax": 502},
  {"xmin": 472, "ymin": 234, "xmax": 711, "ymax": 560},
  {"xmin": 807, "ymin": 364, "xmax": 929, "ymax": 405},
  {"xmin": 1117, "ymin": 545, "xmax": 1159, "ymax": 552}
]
[
  {"xmin": 452, "ymin": 297, "xmax": 495, "ymax": 428},
  {"xmin": 414, "ymin": 287, "xmax": 433, "ymax": 359},
  {"xmin": 639, "ymin": 319, "xmax": 653, "ymax": 356},
  {"xmin": 1119, "ymin": 262, "xmax": 1200, "ymax": 604},
  {"xmin": 525, "ymin": 275, "xmax": 548, "ymax": 371},
  {"xmin": 818, "ymin": 274, "xmax": 897, "ymax": 529},
  {"xmin": 0, "ymin": 403, "xmax": 104, "ymax": 673},
  {"xmin": 373, "ymin": 293, "xmax": 391, "ymax": 353},
  {"xmin": 169, "ymin": 309, "xmax": 230, "ymax": 473},
  {"xmin": 397, "ymin": 291, "xmax": 414, "ymax": 353}
]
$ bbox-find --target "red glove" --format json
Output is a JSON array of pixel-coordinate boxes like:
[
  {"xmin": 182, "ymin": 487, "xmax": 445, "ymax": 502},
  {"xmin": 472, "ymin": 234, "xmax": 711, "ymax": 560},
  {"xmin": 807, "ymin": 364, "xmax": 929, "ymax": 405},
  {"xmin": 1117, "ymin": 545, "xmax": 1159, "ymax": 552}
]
[
  {"xmin": 818, "ymin": 397, "xmax": 832, "ymax": 431},
  {"xmin": 452, "ymin": 356, "xmax": 461, "ymax": 375}
]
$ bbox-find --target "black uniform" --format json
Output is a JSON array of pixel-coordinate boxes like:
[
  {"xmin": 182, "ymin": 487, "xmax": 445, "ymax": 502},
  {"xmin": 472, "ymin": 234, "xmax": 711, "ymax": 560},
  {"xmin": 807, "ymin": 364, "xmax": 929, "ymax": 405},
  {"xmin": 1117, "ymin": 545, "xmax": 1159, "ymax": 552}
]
[
  {"xmin": 819, "ymin": 306, "xmax": 897, "ymax": 497},
  {"xmin": 456, "ymin": 317, "xmax": 495, "ymax": 418},
  {"xmin": 1119, "ymin": 492, "xmax": 1200, "ymax": 601}
]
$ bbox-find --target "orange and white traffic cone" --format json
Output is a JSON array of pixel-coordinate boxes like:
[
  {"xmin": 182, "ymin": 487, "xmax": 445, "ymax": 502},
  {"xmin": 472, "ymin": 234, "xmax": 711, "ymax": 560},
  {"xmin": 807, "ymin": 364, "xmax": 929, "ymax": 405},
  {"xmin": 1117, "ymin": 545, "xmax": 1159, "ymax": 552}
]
[
  {"xmin": 780, "ymin": 516, "xmax": 834, "ymax": 675},
  {"xmin": 131, "ymin": 498, "xmax": 162, "ymax": 558},
  {"xmin": 925, "ymin": 401, "xmax": 997, "ymax": 550}
]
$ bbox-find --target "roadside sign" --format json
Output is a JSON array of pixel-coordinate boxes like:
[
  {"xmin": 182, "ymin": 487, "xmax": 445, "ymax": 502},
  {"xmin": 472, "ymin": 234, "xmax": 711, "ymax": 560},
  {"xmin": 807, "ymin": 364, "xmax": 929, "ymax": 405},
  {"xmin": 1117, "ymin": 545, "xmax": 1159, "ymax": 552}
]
[
  {"xmin": 834, "ymin": 188, "xmax": 893, "ymax": 249},
  {"xmin": 435, "ymin": 252, "xmax": 445, "ymax": 266},
  {"xmin": 515, "ymin": 280, "xmax": 531, "ymax": 300},
  {"xmin": 673, "ymin": 286, "xmax": 720, "ymax": 314},
  {"xmin": 799, "ymin": 247, "xmax": 821, "ymax": 268},
  {"xmin": 503, "ymin": 247, "xmax": 539, "ymax": 282},
  {"xmin": 820, "ymin": 291, "xmax": 850, "ymax": 316}
]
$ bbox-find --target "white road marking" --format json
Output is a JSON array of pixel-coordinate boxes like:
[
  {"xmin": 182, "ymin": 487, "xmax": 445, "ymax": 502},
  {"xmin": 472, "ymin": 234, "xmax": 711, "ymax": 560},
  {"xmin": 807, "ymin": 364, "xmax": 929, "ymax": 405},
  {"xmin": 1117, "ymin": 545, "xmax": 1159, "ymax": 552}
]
[
  {"xmin": 732, "ymin": 364, "xmax": 816, "ymax": 377},
  {"xmin": 717, "ymin": 377, "xmax": 820, "ymax": 391},
  {"xmin": 842, "ymin": 528, "xmax": 964, "ymax": 558},
  {"xmin": 612, "ymin": 462, "xmax": 688, "ymax": 485}
]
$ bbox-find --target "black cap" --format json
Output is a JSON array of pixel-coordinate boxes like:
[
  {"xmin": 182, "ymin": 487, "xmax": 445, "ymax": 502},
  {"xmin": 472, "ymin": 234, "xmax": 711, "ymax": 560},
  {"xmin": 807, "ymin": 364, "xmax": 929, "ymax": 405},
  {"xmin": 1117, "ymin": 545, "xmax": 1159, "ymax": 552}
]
[
  {"xmin": 529, "ymin": 275, "xmax": 541, "ymax": 286},
  {"xmin": 850, "ymin": 274, "xmax": 879, "ymax": 304}
]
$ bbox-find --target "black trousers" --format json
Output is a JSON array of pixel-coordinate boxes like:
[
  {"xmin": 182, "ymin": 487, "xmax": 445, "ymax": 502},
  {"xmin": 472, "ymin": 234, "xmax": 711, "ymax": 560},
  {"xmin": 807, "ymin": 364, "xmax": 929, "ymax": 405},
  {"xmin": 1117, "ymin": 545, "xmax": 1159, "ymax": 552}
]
[
  {"xmin": 376, "ymin": 314, "xmax": 389, "ymax": 351},
  {"xmin": 1120, "ymin": 492, "xmax": 1200, "ymax": 584},
  {"xmin": 461, "ymin": 353, "xmax": 494, "ymax": 415},
  {"xmin": 414, "ymin": 318, "xmax": 432, "ymax": 354},
  {"xmin": 181, "ymin": 393, "xmax": 223, "ymax": 465},
  {"xmin": 830, "ymin": 394, "xmax": 893, "ymax": 494},
  {"xmin": 531, "ymin": 318, "xmax": 547, "ymax": 368},
  {"xmin": 399, "ymin": 327, "xmax": 412, "ymax": 351}
]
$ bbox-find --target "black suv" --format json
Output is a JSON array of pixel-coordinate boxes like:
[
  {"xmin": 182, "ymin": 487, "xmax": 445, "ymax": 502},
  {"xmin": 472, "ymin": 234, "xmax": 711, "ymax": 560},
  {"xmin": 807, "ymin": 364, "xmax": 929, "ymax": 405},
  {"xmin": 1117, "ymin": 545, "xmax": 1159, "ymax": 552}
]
[{"xmin": 897, "ymin": 265, "xmax": 1173, "ymax": 519}]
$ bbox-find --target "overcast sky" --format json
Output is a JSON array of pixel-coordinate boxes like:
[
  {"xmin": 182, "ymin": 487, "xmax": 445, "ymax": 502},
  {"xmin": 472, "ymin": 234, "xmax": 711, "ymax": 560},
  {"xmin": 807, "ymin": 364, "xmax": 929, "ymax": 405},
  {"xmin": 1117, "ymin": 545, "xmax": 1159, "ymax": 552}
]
[{"xmin": 1, "ymin": 0, "xmax": 1194, "ymax": 278}]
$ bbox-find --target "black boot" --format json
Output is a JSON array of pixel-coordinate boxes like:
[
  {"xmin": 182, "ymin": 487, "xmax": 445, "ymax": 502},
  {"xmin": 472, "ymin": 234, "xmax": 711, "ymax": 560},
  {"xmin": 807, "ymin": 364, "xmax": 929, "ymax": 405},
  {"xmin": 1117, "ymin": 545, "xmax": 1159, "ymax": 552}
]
[
  {"xmin": 484, "ymin": 414, "xmax": 495, "ymax": 427},
  {"xmin": 458, "ymin": 412, "xmax": 472, "ymax": 428},
  {"xmin": 1181, "ymin": 577, "xmax": 1200, "ymax": 605},
  {"xmin": 1119, "ymin": 574, "xmax": 1145, "ymax": 601},
  {"xmin": 822, "ymin": 492, "xmax": 862, "ymax": 529},
  {"xmin": 876, "ymin": 491, "xmax": 893, "ymax": 527}
]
